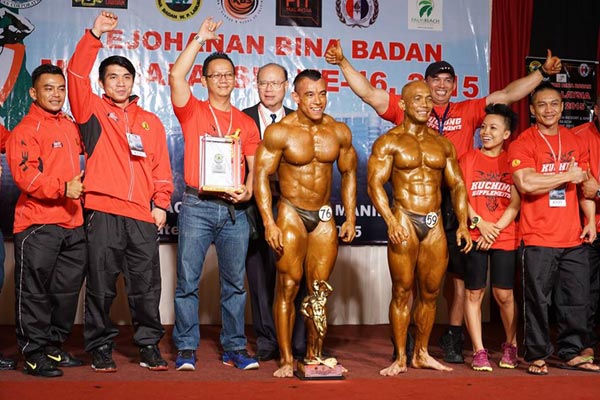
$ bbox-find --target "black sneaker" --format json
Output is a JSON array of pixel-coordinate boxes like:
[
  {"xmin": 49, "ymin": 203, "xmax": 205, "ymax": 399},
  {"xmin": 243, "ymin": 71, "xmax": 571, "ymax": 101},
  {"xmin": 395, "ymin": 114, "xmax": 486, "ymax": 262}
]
[
  {"xmin": 45, "ymin": 345, "xmax": 84, "ymax": 367},
  {"xmin": 139, "ymin": 345, "xmax": 168, "ymax": 371},
  {"xmin": 256, "ymin": 348, "xmax": 279, "ymax": 362},
  {"xmin": 438, "ymin": 329, "xmax": 464, "ymax": 364},
  {"xmin": 0, "ymin": 353, "xmax": 16, "ymax": 370},
  {"xmin": 24, "ymin": 351, "xmax": 63, "ymax": 377},
  {"xmin": 91, "ymin": 343, "xmax": 117, "ymax": 372}
]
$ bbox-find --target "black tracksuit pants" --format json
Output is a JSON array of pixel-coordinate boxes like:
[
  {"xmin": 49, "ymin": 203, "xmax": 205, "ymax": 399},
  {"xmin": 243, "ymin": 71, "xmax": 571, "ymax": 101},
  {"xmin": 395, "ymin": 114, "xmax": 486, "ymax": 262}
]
[
  {"xmin": 14, "ymin": 224, "xmax": 86, "ymax": 355},
  {"xmin": 522, "ymin": 245, "xmax": 590, "ymax": 362},
  {"xmin": 83, "ymin": 211, "xmax": 164, "ymax": 352}
]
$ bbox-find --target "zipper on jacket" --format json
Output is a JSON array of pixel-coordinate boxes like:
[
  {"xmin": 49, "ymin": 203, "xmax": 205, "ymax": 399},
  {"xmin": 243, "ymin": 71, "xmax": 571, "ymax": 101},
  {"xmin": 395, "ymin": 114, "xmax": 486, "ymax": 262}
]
[{"xmin": 124, "ymin": 110, "xmax": 135, "ymax": 202}]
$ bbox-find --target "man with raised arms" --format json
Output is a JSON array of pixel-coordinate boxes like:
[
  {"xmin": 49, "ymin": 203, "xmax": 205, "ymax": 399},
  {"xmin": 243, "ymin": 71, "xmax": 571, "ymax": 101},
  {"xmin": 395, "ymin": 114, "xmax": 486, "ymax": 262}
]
[
  {"xmin": 367, "ymin": 80, "xmax": 472, "ymax": 376},
  {"xmin": 254, "ymin": 69, "xmax": 357, "ymax": 378},
  {"xmin": 326, "ymin": 41, "xmax": 561, "ymax": 363}
]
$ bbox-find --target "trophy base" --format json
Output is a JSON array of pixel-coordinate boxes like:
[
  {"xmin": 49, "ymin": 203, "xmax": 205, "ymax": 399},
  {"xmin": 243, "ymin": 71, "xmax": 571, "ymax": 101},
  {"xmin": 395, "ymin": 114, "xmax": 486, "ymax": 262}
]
[{"xmin": 294, "ymin": 361, "xmax": 346, "ymax": 380}]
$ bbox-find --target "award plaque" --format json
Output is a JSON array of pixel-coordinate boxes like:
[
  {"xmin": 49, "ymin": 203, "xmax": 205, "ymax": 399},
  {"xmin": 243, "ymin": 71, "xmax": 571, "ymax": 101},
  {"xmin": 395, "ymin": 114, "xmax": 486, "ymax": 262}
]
[{"xmin": 199, "ymin": 135, "xmax": 242, "ymax": 193}]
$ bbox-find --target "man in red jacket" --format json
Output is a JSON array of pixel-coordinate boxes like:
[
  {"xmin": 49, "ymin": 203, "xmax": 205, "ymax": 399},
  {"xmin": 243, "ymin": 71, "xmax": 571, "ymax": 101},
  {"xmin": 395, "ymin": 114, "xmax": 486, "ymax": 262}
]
[
  {"xmin": 67, "ymin": 12, "xmax": 173, "ymax": 373},
  {"xmin": 6, "ymin": 64, "xmax": 85, "ymax": 377}
]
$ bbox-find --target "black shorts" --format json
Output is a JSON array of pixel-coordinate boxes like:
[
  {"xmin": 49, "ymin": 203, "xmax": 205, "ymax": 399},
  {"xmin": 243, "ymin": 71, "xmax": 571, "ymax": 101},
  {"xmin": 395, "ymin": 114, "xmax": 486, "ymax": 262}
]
[
  {"xmin": 464, "ymin": 248, "xmax": 518, "ymax": 290},
  {"xmin": 446, "ymin": 229, "xmax": 467, "ymax": 278}
]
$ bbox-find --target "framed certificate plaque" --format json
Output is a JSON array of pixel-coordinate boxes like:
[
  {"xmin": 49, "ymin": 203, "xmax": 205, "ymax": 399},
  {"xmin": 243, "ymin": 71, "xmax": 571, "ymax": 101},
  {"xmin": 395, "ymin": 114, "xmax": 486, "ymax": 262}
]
[{"xmin": 199, "ymin": 135, "xmax": 242, "ymax": 193}]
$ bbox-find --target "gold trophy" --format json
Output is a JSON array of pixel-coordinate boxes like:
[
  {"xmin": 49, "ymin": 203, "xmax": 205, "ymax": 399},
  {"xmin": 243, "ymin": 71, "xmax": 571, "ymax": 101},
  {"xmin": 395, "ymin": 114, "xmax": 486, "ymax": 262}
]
[{"xmin": 295, "ymin": 280, "xmax": 346, "ymax": 380}]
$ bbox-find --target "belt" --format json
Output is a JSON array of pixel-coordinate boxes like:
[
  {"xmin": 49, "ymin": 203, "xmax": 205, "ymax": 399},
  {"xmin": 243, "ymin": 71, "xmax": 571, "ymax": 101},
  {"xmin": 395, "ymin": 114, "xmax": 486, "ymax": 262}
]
[{"xmin": 185, "ymin": 185, "xmax": 246, "ymax": 222}]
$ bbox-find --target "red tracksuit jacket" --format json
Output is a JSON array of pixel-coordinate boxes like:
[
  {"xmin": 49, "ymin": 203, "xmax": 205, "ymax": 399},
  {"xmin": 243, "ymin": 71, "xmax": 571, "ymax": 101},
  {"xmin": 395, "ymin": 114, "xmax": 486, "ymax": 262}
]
[
  {"xmin": 6, "ymin": 103, "xmax": 83, "ymax": 233},
  {"xmin": 67, "ymin": 30, "xmax": 173, "ymax": 223}
]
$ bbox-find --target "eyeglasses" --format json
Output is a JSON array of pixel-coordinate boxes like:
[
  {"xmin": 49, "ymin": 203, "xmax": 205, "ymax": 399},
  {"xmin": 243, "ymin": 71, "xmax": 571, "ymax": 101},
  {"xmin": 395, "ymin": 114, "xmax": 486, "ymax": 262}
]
[
  {"xmin": 257, "ymin": 80, "xmax": 287, "ymax": 89},
  {"xmin": 205, "ymin": 72, "xmax": 235, "ymax": 81}
]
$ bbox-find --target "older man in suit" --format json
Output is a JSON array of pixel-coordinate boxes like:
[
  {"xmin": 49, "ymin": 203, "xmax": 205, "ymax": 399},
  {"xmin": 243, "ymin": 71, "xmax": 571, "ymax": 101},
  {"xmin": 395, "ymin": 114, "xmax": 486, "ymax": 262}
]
[{"xmin": 243, "ymin": 63, "xmax": 306, "ymax": 361}]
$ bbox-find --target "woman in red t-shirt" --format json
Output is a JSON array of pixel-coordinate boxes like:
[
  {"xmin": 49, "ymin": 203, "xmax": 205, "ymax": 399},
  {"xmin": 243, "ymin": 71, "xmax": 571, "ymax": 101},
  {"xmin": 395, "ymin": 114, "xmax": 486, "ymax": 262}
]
[{"xmin": 459, "ymin": 104, "xmax": 521, "ymax": 372}]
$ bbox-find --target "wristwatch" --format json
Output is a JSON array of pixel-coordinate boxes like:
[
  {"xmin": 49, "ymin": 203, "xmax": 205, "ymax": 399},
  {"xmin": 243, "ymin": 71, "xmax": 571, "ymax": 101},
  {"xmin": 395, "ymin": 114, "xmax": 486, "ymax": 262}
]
[{"xmin": 469, "ymin": 216, "xmax": 480, "ymax": 230}]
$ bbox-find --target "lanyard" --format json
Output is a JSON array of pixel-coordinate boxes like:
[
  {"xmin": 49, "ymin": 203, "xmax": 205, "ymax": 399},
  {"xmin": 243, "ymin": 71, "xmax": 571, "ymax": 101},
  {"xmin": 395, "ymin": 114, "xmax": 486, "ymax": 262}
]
[
  {"xmin": 431, "ymin": 103, "xmax": 451, "ymax": 135},
  {"xmin": 208, "ymin": 103, "xmax": 233, "ymax": 137},
  {"xmin": 536, "ymin": 126, "xmax": 562, "ymax": 174}
]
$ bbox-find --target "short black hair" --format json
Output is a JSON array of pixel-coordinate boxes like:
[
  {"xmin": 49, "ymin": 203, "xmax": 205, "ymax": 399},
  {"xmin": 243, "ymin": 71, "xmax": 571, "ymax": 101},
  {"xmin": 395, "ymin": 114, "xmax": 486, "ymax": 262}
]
[
  {"xmin": 202, "ymin": 52, "xmax": 235, "ymax": 76},
  {"xmin": 257, "ymin": 63, "xmax": 288, "ymax": 82},
  {"xmin": 530, "ymin": 81, "xmax": 561, "ymax": 103},
  {"xmin": 99, "ymin": 56, "xmax": 136, "ymax": 82},
  {"xmin": 485, "ymin": 103, "xmax": 518, "ymax": 133},
  {"xmin": 31, "ymin": 64, "xmax": 64, "ymax": 87},
  {"xmin": 293, "ymin": 69, "xmax": 321, "ymax": 91}
]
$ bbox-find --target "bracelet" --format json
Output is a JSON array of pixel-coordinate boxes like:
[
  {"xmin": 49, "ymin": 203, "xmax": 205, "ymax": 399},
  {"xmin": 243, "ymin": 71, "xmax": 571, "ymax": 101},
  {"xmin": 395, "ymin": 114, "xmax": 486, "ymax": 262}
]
[
  {"xmin": 539, "ymin": 66, "xmax": 550, "ymax": 78},
  {"xmin": 194, "ymin": 34, "xmax": 205, "ymax": 46}
]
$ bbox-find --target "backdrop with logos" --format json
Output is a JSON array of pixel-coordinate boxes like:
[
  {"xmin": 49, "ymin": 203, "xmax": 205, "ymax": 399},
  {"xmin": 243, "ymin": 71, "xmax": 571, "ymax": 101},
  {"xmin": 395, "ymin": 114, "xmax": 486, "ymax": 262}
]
[{"xmin": 0, "ymin": 0, "xmax": 491, "ymax": 243}]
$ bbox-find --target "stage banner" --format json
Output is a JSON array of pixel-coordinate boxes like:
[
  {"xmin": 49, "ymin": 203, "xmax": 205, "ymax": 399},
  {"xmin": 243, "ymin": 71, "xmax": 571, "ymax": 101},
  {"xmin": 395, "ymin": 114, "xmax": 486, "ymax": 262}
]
[
  {"xmin": 526, "ymin": 57, "xmax": 598, "ymax": 128},
  {"xmin": 0, "ymin": 0, "xmax": 490, "ymax": 244}
]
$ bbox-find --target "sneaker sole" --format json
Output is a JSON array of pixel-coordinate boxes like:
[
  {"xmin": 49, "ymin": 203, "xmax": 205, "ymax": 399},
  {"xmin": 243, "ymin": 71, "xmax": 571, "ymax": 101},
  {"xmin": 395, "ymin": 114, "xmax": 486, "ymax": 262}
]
[
  {"xmin": 499, "ymin": 361, "xmax": 518, "ymax": 369},
  {"xmin": 24, "ymin": 368, "xmax": 63, "ymax": 377},
  {"xmin": 140, "ymin": 362, "xmax": 169, "ymax": 371},
  {"xmin": 91, "ymin": 365, "xmax": 117, "ymax": 373},
  {"xmin": 472, "ymin": 365, "xmax": 493, "ymax": 372},
  {"xmin": 223, "ymin": 360, "xmax": 259, "ymax": 370},
  {"xmin": 176, "ymin": 363, "xmax": 196, "ymax": 371}
]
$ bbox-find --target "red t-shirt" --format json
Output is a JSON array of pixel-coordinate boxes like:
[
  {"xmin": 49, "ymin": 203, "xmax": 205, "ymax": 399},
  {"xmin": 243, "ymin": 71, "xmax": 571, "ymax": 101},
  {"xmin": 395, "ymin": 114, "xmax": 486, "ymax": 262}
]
[
  {"xmin": 572, "ymin": 120, "xmax": 600, "ymax": 232},
  {"xmin": 0, "ymin": 123, "xmax": 9, "ymax": 153},
  {"xmin": 459, "ymin": 149, "xmax": 519, "ymax": 250},
  {"xmin": 507, "ymin": 126, "xmax": 589, "ymax": 247},
  {"xmin": 173, "ymin": 96, "xmax": 261, "ymax": 190},
  {"xmin": 380, "ymin": 93, "xmax": 486, "ymax": 158}
]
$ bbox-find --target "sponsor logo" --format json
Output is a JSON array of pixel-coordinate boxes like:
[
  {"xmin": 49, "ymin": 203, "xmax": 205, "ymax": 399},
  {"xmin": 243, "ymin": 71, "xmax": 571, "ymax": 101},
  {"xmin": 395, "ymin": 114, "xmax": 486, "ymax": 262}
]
[
  {"xmin": 511, "ymin": 159, "xmax": 520, "ymax": 168},
  {"xmin": 276, "ymin": 0, "xmax": 321, "ymax": 28},
  {"xmin": 142, "ymin": 121, "xmax": 150, "ymax": 130},
  {"xmin": 72, "ymin": 0, "xmax": 128, "ymax": 8},
  {"xmin": 218, "ymin": 0, "xmax": 262, "ymax": 24},
  {"xmin": 418, "ymin": 0, "xmax": 433, "ymax": 17},
  {"xmin": 26, "ymin": 361, "xmax": 37, "ymax": 369},
  {"xmin": 52, "ymin": 141, "xmax": 63, "ymax": 149},
  {"xmin": 156, "ymin": 0, "xmax": 203, "ymax": 21},
  {"xmin": 408, "ymin": 0, "xmax": 443, "ymax": 31},
  {"xmin": 336, "ymin": 0, "xmax": 378, "ymax": 28},
  {"xmin": 47, "ymin": 353, "xmax": 62, "ymax": 362},
  {"xmin": 579, "ymin": 63, "xmax": 590, "ymax": 78},
  {"xmin": 0, "ymin": 0, "xmax": 41, "ymax": 8}
]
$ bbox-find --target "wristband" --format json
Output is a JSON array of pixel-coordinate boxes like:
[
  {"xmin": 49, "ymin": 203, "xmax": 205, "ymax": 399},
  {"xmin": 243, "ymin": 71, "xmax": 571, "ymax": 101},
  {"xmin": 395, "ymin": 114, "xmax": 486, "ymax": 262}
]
[
  {"xmin": 89, "ymin": 29, "xmax": 101, "ymax": 40},
  {"xmin": 194, "ymin": 34, "xmax": 205, "ymax": 46},
  {"xmin": 539, "ymin": 66, "xmax": 550, "ymax": 79}
]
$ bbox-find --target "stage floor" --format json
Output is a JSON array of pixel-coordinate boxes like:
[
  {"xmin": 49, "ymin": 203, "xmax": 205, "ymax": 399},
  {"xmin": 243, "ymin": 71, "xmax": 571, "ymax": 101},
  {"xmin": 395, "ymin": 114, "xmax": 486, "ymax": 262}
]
[{"xmin": 1, "ymin": 323, "xmax": 599, "ymax": 399}]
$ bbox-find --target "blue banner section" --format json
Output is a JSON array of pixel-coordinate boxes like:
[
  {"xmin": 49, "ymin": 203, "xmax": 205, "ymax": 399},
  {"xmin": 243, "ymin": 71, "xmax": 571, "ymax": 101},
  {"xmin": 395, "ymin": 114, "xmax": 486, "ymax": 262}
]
[{"xmin": 0, "ymin": 0, "xmax": 490, "ymax": 244}]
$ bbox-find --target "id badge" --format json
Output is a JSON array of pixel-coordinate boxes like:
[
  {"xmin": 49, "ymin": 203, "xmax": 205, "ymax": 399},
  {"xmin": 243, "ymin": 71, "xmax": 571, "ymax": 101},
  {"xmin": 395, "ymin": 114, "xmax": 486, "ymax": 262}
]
[
  {"xmin": 549, "ymin": 187, "xmax": 566, "ymax": 207},
  {"xmin": 127, "ymin": 133, "xmax": 146, "ymax": 157}
]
